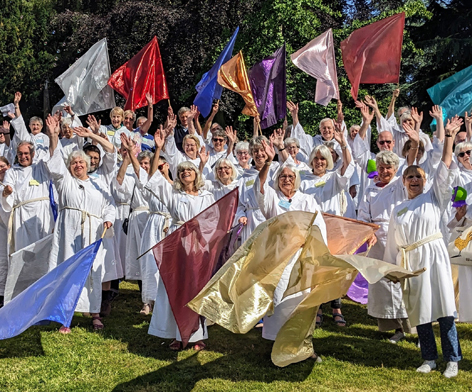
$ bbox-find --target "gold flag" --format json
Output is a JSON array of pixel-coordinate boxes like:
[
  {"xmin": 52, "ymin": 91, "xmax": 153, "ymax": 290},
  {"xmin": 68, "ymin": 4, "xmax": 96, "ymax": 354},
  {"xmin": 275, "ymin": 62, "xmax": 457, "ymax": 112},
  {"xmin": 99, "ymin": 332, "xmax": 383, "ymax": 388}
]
[
  {"xmin": 187, "ymin": 211, "xmax": 424, "ymax": 367},
  {"xmin": 217, "ymin": 51, "xmax": 259, "ymax": 117}
]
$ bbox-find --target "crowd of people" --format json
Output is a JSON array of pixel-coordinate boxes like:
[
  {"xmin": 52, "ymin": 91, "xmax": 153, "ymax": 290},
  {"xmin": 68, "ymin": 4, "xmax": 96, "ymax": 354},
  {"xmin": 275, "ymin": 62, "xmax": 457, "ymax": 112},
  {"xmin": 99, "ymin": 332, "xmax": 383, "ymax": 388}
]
[{"xmin": 0, "ymin": 88, "xmax": 470, "ymax": 378}]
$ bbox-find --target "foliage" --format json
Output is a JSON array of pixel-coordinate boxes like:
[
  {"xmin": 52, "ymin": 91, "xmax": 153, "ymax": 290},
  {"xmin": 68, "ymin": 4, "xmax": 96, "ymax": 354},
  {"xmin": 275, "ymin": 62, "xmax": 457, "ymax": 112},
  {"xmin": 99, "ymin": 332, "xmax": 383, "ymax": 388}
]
[{"xmin": 0, "ymin": 282, "xmax": 471, "ymax": 391}]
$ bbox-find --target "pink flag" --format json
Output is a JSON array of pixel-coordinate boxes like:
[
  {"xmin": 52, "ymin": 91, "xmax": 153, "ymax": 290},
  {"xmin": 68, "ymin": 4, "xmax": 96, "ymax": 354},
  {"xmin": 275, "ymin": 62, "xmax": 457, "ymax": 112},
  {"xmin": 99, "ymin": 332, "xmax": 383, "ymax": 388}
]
[{"xmin": 291, "ymin": 29, "xmax": 339, "ymax": 106}]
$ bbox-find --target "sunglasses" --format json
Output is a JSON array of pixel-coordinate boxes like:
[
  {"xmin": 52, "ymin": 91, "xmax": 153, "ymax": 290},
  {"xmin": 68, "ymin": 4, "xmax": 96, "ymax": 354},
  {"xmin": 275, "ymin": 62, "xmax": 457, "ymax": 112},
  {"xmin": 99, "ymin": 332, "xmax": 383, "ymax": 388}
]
[
  {"xmin": 212, "ymin": 138, "xmax": 225, "ymax": 143},
  {"xmin": 158, "ymin": 163, "xmax": 166, "ymax": 170},
  {"xmin": 458, "ymin": 150, "xmax": 471, "ymax": 158},
  {"xmin": 378, "ymin": 140, "xmax": 392, "ymax": 145},
  {"xmin": 406, "ymin": 175, "xmax": 423, "ymax": 180}
]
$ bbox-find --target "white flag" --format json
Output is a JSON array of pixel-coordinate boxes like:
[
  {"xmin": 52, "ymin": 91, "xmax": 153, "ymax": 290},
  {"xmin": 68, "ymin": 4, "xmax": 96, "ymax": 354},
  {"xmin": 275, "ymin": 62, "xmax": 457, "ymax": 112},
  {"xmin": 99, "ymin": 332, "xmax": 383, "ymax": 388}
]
[
  {"xmin": 54, "ymin": 38, "xmax": 116, "ymax": 116},
  {"xmin": 291, "ymin": 29, "xmax": 339, "ymax": 106}
]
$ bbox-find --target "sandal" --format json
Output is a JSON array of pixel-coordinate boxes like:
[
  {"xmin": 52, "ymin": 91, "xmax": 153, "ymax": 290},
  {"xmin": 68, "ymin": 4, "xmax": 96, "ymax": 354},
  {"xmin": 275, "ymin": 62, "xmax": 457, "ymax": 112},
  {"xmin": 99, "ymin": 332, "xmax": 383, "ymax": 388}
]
[
  {"xmin": 316, "ymin": 313, "xmax": 323, "ymax": 327},
  {"xmin": 169, "ymin": 340, "xmax": 182, "ymax": 351},
  {"xmin": 59, "ymin": 326, "xmax": 71, "ymax": 334},
  {"xmin": 92, "ymin": 316, "xmax": 104, "ymax": 331},
  {"xmin": 310, "ymin": 352, "xmax": 323, "ymax": 363},
  {"xmin": 333, "ymin": 313, "xmax": 346, "ymax": 327},
  {"xmin": 193, "ymin": 341, "xmax": 206, "ymax": 351},
  {"xmin": 140, "ymin": 303, "xmax": 152, "ymax": 315}
]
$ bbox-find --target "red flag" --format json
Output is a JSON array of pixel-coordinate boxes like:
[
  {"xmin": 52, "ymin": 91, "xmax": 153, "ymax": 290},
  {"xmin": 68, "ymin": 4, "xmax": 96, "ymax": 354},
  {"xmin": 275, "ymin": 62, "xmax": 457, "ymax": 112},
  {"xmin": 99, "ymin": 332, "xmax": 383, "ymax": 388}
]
[
  {"xmin": 108, "ymin": 36, "xmax": 169, "ymax": 110},
  {"xmin": 151, "ymin": 189, "xmax": 239, "ymax": 347},
  {"xmin": 341, "ymin": 13, "xmax": 405, "ymax": 100}
]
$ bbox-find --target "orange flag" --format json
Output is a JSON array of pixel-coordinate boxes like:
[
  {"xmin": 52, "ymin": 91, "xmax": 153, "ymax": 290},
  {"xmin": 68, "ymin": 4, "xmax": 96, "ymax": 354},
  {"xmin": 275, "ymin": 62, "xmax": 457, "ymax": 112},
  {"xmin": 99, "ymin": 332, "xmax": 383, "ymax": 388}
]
[
  {"xmin": 341, "ymin": 13, "xmax": 405, "ymax": 100},
  {"xmin": 217, "ymin": 51, "xmax": 259, "ymax": 117},
  {"xmin": 108, "ymin": 36, "xmax": 169, "ymax": 111}
]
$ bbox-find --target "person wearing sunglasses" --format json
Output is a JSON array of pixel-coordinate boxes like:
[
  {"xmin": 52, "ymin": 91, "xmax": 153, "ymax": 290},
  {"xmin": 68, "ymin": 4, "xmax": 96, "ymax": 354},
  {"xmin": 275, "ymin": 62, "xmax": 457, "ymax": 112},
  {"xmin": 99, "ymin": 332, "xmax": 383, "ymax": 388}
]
[
  {"xmin": 384, "ymin": 117, "xmax": 463, "ymax": 378},
  {"xmin": 253, "ymin": 138, "xmax": 327, "ymax": 363},
  {"xmin": 453, "ymin": 141, "xmax": 472, "ymax": 186}
]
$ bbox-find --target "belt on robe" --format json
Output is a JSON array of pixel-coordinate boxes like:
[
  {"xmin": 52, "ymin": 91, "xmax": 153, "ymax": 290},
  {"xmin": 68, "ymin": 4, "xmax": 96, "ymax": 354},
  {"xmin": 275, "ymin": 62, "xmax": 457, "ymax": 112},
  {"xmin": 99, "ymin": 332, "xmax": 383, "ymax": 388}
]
[
  {"xmin": 339, "ymin": 189, "xmax": 347, "ymax": 216},
  {"xmin": 8, "ymin": 197, "xmax": 49, "ymax": 256},
  {"xmin": 131, "ymin": 206, "xmax": 149, "ymax": 213},
  {"xmin": 150, "ymin": 211, "xmax": 172, "ymax": 237},
  {"xmin": 117, "ymin": 202, "xmax": 130, "ymax": 206},
  {"xmin": 60, "ymin": 206, "xmax": 102, "ymax": 244}
]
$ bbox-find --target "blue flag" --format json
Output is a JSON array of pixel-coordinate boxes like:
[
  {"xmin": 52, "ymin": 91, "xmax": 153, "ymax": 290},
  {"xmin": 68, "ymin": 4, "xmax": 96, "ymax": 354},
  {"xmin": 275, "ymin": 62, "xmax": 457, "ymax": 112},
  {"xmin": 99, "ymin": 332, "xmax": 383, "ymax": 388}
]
[
  {"xmin": 0, "ymin": 240, "xmax": 102, "ymax": 339},
  {"xmin": 428, "ymin": 64, "xmax": 472, "ymax": 129},
  {"xmin": 193, "ymin": 27, "xmax": 239, "ymax": 117}
]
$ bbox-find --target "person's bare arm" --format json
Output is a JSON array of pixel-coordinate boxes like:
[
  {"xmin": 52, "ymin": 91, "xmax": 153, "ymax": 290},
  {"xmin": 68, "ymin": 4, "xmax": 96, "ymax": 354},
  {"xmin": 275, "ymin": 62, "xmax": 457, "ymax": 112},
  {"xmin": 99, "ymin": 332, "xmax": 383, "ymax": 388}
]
[
  {"xmin": 429, "ymin": 105, "xmax": 444, "ymax": 142},
  {"xmin": 387, "ymin": 88, "xmax": 400, "ymax": 119},
  {"xmin": 203, "ymin": 101, "xmax": 219, "ymax": 140},
  {"xmin": 403, "ymin": 123, "xmax": 419, "ymax": 166},
  {"xmin": 13, "ymin": 92, "xmax": 21, "ymax": 119},
  {"xmin": 140, "ymin": 93, "xmax": 154, "ymax": 135},
  {"xmin": 46, "ymin": 114, "xmax": 60, "ymax": 155}
]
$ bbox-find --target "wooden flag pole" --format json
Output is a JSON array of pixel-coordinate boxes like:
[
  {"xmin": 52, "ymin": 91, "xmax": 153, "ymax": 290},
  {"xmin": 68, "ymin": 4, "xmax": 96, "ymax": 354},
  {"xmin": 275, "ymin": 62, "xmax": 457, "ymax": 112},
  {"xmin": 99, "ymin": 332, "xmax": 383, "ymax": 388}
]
[{"xmin": 101, "ymin": 226, "xmax": 108, "ymax": 239}]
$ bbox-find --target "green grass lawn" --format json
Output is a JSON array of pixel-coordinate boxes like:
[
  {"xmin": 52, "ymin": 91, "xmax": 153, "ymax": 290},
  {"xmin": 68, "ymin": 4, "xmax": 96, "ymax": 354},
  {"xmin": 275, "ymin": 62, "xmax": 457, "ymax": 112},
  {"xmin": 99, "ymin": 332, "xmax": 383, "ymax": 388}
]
[{"xmin": 1, "ymin": 281, "xmax": 471, "ymax": 392}]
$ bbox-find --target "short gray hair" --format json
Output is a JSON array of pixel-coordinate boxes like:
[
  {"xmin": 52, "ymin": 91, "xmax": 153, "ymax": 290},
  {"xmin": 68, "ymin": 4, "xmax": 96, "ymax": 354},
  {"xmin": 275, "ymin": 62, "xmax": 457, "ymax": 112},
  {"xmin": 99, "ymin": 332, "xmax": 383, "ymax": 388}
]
[
  {"xmin": 29, "ymin": 116, "xmax": 43, "ymax": 126},
  {"xmin": 376, "ymin": 150, "xmax": 399, "ymax": 170},
  {"xmin": 61, "ymin": 117, "xmax": 72, "ymax": 128},
  {"xmin": 66, "ymin": 150, "xmax": 91, "ymax": 172},
  {"xmin": 17, "ymin": 141, "xmax": 35, "ymax": 155},
  {"xmin": 284, "ymin": 137, "xmax": 300, "ymax": 148},
  {"xmin": 212, "ymin": 129, "xmax": 227, "ymax": 141},
  {"xmin": 137, "ymin": 150, "xmax": 154, "ymax": 162},
  {"xmin": 177, "ymin": 107, "xmax": 191, "ymax": 117},
  {"xmin": 400, "ymin": 111, "xmax": 413, "ymax": 125},
  {"xmin": 235, "ymin": 141, "xmax": 249, "ymax": 154},
  {"xmin": 213, "ymin": 158, "xmax": 238, "ymax": 182},
  {"xmin": 308, "ymin": 145, "xmax": 334, "ymax": 171},
  {"xmin": 455, "ymin": 142, "xmax": 472, "ymax": 157},
  {"xmin": 249, "ymin": 135, "xmax": 269, "ymax": 157},
  {"xmin": 174, "ymin": 161, "xmax": 205, "ymax": 191},
  {"xmin": 273, "ymin": 164, "xmax": 301, "ymax": 192},
  {"xmin": 319, "ymin": 118, "xmax": 334, "ymax": 130}
]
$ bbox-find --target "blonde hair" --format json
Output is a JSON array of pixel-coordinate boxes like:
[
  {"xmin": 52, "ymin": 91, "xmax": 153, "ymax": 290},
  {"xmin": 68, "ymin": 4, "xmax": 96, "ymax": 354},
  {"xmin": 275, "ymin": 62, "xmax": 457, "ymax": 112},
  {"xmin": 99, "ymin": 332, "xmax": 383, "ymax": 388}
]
[
  {"xmin": 249, "ymin": 135, "xmax": 269, "ymax": 157},
  {"xmin": 174, "ymin": 161, "xmax": 205, "ymax": 191},
  {"xmin": 308, "ymin": 145, "xmax": 334, "ymax": 171},
  {"xmin": 182, "ymin": 134, "xmax": 201, "ymax": 150},
  {"xmin": 124, "ymin": 110, "xmax": 136, "ymax": 122},
  {"xmin": 110, "ymin": 107, "xmax": 124, "ymax": 120},
  {"xmin": 213, "ymin": 158, "xmax": 238, "ymax": 182},
  {"xmin": 402, "ymin": 165, "xmax": 426, "ymax": 181}
]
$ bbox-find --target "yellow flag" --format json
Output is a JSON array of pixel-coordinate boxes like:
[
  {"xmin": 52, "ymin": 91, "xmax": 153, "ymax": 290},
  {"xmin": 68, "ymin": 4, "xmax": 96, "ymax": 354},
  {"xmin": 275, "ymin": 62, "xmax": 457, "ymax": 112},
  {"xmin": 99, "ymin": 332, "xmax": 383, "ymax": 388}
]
[{"xmin": 217, "ymin": 51, "xmax": 259, "ymax": 117}]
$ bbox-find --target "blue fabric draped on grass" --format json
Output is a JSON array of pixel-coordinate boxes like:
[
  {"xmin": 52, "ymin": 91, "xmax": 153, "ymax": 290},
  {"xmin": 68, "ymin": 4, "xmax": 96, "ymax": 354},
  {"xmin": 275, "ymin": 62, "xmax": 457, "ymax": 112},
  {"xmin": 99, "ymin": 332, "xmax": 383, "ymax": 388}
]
[{"xmin": 0, "ymin": 240, "xmax": 102, "ymax": 340}]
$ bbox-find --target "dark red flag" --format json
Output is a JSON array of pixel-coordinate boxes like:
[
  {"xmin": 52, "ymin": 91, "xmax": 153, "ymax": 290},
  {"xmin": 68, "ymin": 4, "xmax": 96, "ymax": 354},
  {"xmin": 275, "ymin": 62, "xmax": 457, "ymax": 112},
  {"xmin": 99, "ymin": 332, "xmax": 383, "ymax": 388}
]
[
  {"xmin": 151, "ymin": 189, "xmax": 239, "ymax": 347},
  {"xmin": 108, "ymin": 36, "xmax": 169, "ymax": 110},
  {"xmin": 341, "ymin": 13, "xmax": 405, "ymax": 100}
]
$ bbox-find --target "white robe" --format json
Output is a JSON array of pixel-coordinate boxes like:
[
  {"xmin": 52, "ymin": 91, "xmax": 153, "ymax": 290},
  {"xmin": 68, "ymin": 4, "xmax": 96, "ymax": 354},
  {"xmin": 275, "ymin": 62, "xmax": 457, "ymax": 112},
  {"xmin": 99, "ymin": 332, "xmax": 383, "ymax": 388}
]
[
  {"xmin": 254, "ymin": 176, "xmax": 327, "ymax": 341},
  {"xmin": 384, "ymin": 161, "xmax": 457, "ymax": 327},
  {"xmin": 48, "ymin": 149, "xmax": 116, "ymax": 313},
  {"xmin": 203, "ymin": 179, "xmax": 239, "ymax": 201},
  {"xmin": 358, "ymin": 177, "xmax": 408, "ymax": 319},
  {"xmin": 10, "ymin": 116, "xmax": 50, "ymax": 163},
  {"xmin": 0, "ymin": 184, "xmax": 9, "ymax": 296},
  {"xmin": 144, "ymin": 170, "xmax": 215, "ymax": 342},
  {"xmin": 1, "ymin": 161, "xmax": 54, "ymax": 253}
]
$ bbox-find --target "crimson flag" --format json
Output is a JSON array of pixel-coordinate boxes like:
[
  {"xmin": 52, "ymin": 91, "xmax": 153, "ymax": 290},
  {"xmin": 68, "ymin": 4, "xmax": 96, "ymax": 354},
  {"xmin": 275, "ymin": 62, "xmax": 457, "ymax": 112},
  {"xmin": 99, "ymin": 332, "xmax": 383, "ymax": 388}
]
[
  {"xmin": 151, "ymin": 189, "xmax": 239, "ymax": 347},
  {"xmin": 108, "ymin": 36, "xmax": 169, "ymax": 110},
  {"xmin": 341, "ymin": 13, "xmax": 405, "ymax": 100}
]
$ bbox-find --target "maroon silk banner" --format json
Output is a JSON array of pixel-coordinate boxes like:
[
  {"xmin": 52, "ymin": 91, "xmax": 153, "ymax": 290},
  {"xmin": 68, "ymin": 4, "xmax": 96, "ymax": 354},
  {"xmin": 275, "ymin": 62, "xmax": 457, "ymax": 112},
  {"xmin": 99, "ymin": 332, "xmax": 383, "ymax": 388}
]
[
  {"xmin": 151, "ymin": 189, "xmax": 239, "ymax": 347},
  {"xmin": 108, "ymin": 36, "xmax": 169, "ymax": 110},
  {"xmin": 341, "ymin": 13, "xmax": 405, "ymax": 100}
]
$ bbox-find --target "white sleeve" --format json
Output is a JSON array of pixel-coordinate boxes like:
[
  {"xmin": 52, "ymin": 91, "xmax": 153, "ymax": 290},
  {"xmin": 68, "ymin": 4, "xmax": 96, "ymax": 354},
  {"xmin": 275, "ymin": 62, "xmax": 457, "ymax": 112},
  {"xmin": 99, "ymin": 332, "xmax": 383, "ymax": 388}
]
[
  {"xmin": 144, "ymin": 169, "xmax": 177, "ymax": 213},
  {"xmin": 291, "ymin": 123, "xmax": 314, "ymax": 157},
  {"xmin": 254, "ymin": 175, "xmax": 279, "ymax": 220}
]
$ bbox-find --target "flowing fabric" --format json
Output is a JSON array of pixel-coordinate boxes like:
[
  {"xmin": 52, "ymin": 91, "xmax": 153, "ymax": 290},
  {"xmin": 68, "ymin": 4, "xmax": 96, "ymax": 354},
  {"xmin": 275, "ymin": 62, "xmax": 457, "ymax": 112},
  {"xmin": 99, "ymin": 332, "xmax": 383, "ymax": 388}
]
[
  {"xmin": 291, "ymin": 29, "xmax": 339, "ymax": 106},
  {"xmin": 108, "ymin": 36, "xmax": 169, "ymax": 111},
  {"xmin": 0, "ymin": 240, "xmax": 102, "ymax": 339},
  {"xmin": 151, "ymin": 189, "xmax": 239, "ymax": 347},
  {"xmin": 54, "ymin": 38, "xmax": 115, "ymax": 115},
  {"xmin": 193, "ymin": 27, "xmax": 239, "ymax": 117},
  {"xmin": 341, "ymin": 13, "xmax": 405, "ymax": 100},
  {"xmin": 188, "ymin": 211, "xmax": 423, "ymax": 367},
  {"xmin": 249, "ymin": 44, "xmax": 286, "ymax": 128}
]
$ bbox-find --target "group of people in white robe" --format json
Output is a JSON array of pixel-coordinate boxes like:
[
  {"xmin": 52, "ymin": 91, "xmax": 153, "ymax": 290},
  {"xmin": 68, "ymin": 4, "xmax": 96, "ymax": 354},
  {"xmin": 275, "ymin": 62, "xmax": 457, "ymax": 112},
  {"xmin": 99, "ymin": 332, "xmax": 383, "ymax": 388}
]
[{"xmin": 0, "ymin": 86, "xmax": 471, "ymax": 378}]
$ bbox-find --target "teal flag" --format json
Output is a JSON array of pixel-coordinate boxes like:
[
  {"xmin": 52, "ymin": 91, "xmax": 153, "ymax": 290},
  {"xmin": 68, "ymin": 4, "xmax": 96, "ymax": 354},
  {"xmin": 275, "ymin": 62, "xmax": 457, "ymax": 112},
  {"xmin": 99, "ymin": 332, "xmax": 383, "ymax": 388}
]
[{"xmin": 427, "ymin": 64, "xmax": 472, "ymax": 130}]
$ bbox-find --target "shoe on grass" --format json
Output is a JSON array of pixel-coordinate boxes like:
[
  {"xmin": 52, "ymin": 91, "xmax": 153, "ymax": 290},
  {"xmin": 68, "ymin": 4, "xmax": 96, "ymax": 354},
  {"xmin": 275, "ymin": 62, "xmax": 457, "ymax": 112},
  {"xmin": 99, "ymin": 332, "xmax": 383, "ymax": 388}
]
[
  {"xmin": 416, "ymin": 360, "xmax": 436, "ymax": 373},
  {"xmin": 388, "ymin": 331, "xmax": 405, "ymax": 344},
  {"xmin": 443, "ymin": 361, "xmax": 458, "ymax": 378}
]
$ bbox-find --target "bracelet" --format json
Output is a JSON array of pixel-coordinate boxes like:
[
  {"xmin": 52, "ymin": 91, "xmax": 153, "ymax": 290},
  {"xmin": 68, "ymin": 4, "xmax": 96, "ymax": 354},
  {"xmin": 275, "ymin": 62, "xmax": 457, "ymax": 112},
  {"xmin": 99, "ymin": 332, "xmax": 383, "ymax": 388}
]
[
  {"xmin": 341, "ymin": 144, "xmax": 347, "ymax": 149},
  {"xmin": 265, "ymin": 160, "xmax": 272, "ymax": 166},
  {"xmin": 445, "ymin": 134, "xmax": 453, "ymax": 138},
  {"xmin": 410, "ymin": 147, "xmax": 418, "ymax": 150},
  {"xmin": 278, "ymin": 147, "xmax": 285, "ymax": 151}
]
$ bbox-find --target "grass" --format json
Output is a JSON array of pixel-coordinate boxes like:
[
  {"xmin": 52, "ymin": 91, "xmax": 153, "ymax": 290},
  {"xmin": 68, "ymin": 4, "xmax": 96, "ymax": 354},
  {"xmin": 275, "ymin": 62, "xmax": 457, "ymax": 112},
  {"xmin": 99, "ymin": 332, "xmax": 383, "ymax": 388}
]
[{"xmin": 1, "ymin": 281, "xmax": 471, "ymax": 391}]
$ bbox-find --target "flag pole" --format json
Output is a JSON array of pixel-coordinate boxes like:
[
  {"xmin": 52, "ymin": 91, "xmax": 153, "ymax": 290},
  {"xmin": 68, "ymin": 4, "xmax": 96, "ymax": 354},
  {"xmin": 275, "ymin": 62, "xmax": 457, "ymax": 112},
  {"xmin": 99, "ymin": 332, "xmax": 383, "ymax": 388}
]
[
  {"xmin": 137, "ymin": 246, "xmax": 153, "ymax": 260},
  {"xmin": 101, "ymin": 226, "xmax": 108, "ymax": 239}
]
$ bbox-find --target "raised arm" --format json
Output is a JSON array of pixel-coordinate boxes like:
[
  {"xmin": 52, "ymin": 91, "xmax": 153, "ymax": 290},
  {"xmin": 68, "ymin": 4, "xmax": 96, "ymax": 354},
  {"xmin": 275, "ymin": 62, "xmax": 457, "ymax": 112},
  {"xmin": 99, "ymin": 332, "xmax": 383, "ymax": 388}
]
[
  {"xmin": 429, "ymin": 105, "xmax": 444, "ymax": 142},
  {"xmin": 13, "ymin": 92, "xmax": 21, "ymax": 119},
  {"xmin": 140, "ymin": 93, "xmax": 154, "ymax": 135},
  {"xmin": 194, "ymin": 107, "xmax": 202, "ymax": 136},
  {"xmin": 403, "ymin": 123, "xmax": 420, "ymax": 166},
  {"xmin": 410, "ymin": 107, "xmax": 423, "ymax": 133},
  {"xmin": 358, "ymin": 101, "xmax": 373, "ymax": 141},
  {"xmin": 287, "ymin": 100, "xmax": 299, "ymax": 127},
  {"xmin": 198, "ymin": 145, "xmax": 209, "ymax": 176},
  {"xmin": 364, "ymin": 95, "xmax": 382, "ymax": 123},
  {"xmin": 258, "ymin": 139, "xmax": 276, "ymax": 195},
  {"xmin": 75, "ymin": 126, "xmax": 115, "ymax": 153},
  {"xmin": 270, "ymin": 128, "xmax": 289, "ymax": 162},
  {"xmin": 443, "ymin": 116, "xmax": 464, "ymax": 168},
  {"xmin": 150, "ymin": 125, "xmax": 167, "ymax": 177},
  {"xmin": 46, "ymin": 114, "xmax": 60, "ymax": 156},
  {"xmin": 1, "ymin": 121, "xmax": 11, "ymax": 147},
  {"xmin": 333, "ymin": 122, "xmax": 351, "ymax": 176},
  {"xmin": 203, "ymin": 101, "xmax": 219, "ymax": 140},
  {"xmin": 465, "ymin": 108, "xmax": 472, "ymax": 142},
  {"xmin": 116, "ymin": 149, "xmax": 131, "ymax": 186},
  {"xmin": 225, "ymin": 126, "xmax": 237, "ymax": 157},
  {"xmin": 387, "ymin": 88, "xmax": 400, "ymax": 119}
]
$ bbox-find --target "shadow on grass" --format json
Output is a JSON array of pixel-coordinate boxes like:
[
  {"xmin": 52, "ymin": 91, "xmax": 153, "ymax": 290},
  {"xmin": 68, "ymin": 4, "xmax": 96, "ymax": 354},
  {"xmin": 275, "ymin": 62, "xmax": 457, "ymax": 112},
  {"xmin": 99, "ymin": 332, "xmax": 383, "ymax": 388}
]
[{"xmin": 0, "ymin": 326, "xmax": 46, "ymax": 358}]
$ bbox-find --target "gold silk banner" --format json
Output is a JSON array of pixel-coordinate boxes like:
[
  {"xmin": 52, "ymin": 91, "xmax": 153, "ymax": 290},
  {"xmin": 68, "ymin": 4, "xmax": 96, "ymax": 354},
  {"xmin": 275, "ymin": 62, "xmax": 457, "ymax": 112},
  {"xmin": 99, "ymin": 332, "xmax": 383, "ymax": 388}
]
[
  {"xmin": 217, "ymin": 51, "xmax": 259, "ymax": 117},
  {"xmin": 187, "ymin": 211, "xmax": 423, "ymax": 367}
]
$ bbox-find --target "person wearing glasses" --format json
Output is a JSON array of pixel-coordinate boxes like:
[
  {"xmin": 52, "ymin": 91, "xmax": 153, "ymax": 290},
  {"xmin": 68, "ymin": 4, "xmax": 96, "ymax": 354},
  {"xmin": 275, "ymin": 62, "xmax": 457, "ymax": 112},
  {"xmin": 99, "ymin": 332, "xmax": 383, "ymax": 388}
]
[
  {"xmin": 200, "ymin": 156, "xmax": 239, "ymax": 201},
  {"xmin": 253, "ymin": 138, "xmax": 327, "ymax": 362},
  {"xmin": 232, "ymin": 141, "xmax": 251, "ymax": 176},
  {"xmin": 384, "ymin": 117, "xmax": 463, "ymax": 378}
]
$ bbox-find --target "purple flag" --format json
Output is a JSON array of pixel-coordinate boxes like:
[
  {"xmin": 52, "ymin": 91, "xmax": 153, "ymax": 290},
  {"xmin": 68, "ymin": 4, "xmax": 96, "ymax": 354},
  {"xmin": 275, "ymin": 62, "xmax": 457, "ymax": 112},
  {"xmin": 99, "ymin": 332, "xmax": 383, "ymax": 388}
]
[{"xmin": 249, "ymin": 45, "xmax": 286, "ymax": 129}]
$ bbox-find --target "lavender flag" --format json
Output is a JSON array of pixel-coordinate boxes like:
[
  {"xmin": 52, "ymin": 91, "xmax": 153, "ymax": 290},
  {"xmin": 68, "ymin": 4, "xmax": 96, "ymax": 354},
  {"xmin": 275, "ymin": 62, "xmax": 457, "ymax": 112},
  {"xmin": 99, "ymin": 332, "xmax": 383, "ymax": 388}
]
[
  {"xmin": 249, "ymin": 44, "xmax": 286, "ymax": 129},
  {"xmin": 291, "ymin": 29, "xmax": 339, "ymax": 106}
]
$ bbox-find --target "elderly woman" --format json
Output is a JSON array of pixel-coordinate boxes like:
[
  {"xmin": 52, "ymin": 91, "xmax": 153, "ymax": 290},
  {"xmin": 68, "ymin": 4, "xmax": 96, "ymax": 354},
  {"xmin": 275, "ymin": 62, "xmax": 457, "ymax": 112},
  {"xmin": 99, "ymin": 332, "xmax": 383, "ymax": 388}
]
[
  {"xmin": 0, "ymin": 157, "xmax": 10, "ymax": 307},
  {"xmin": 201, "ymin": 157, "xmax": 239, "ymax": 201},
  {"xmin": 233, "ymin": 141, "xmax": 251, "ymax": 175},
  {"xmin": 384, "ymin": 118, "xmax": 462, "ymax": 378},
  {"xmin": 254, "ymin": 138, "xmax": 327, "ymax": 361},
  {"xmin": 358, "ymin": 151, "xmax": 410, "ymax": 342},
  {"xmin": 59, "ymin": 106, "xmax": 84, "ymax": 159},
  {"xmin": 46, "ymin": 115, "xmax": 115, "ymax": 333},
  {"xmin": 453, "ymin": 141, "xmax": 472, "ymax": 185},
  {"xmin": 142, "ymin": 127, "xmax": 215, "ymax": 351},
  {"xmin": 236, "ymin": 135, "xmax": 280, "ymax": 243},
  {"xmin": 271, "ymin": 131, "xmax": 310, "ymax": 173}
]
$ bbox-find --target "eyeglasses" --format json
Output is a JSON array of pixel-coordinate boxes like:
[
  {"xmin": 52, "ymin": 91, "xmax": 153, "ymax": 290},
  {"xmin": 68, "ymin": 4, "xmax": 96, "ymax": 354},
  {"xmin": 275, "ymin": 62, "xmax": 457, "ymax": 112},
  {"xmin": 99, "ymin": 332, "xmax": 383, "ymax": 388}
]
[
  {"xmin": 405, "ymin": 175, "xmax": 423, "ymax": 180},
  {"xmin": 237, "ymin": 151, "xmax": 249, "ymax": 155},
  {"xmin": 217, "ymin": 166, "xmax": 231, "ymax": 171},
  {"xmin": 378, "ymin": 140, "xmax": 392, "ymax": 145},
  {"xmin": 212, "ymin": 138, "xmax": 225, "ymax": 143},
  {"xmin": 279, "ymin": 175, "xmax": 296, "ymax": 181},
  {"xmin": 158, "ymin": 163, "xmax": 165, "ymax": 170},
  {"xmin": 458, "ymin": 150, "xmax": 471, "ymax": 158}
]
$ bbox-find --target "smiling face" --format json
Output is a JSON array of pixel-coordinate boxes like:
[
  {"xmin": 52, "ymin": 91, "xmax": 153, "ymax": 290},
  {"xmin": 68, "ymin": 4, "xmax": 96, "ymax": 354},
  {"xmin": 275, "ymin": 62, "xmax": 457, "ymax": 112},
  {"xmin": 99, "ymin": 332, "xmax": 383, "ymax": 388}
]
[
  {"xmin": 179, "ymin": 111, "xmax": 190, "ymax": 128},
  {"xmin": 29, "ymin": 120, "xmax": 42, "ymax": 135},
  {"xmin": 123, "ymin": 112, "xmax": 135, "ymax": 130},
  {"xmin": 179, "ymin": 167, "xmax": 196, "ymax": 187},
  {"xmin": 403, "ymin": 117, "xmax": 415, "ymax": 128},
  {"xmin": 17, "ymin": 144, "xmax": 34, "ymax": 167},
  {"xmin": 312, "ymin": 151, "xmax": 327, "ymax": 176},
  {"xmin": 278, "ymin": 167, "xmax": 296, "ymax": 197},
  {"xmin": 216, "ymin": 163, "xmax": 233, "ymax": 184},
  {"xmin": 349, "ymin": 126, "xmax": 359, "ymax": 140},
  {"xmin": 377, "ymin": 162, "xmax": 397, "ymax": 184},
  {"xmin": 320, "ymin": 120, "xmax": 334, "ymax": 141},
  {"xmin": 236, "ymin": 149, "xmax": 250, "ymax": 166},
  {"xmin": 286, "ymin": 143, "xmax": 299, "ymax": 159},
  {"xmin": 70, "ymin": 157, "xmax": 88, "ymax": 180},
  {"xmin": 183, "ymin": 139, "xmax": 198, "ymax": 159},
  {"xmin": 377, "ymin": 131, "xmax": 395, "ymax": 151},
  {"xmin": 251, "ymin": 146, "xmax": 268, "ymax": 168},
  {"xmin": 86, "ymin": 151, "xmax": 100, "ymax": 172},
  {"xmin": 403, "ymin": 168, "xmax": 425, "ymax": 199},
  {"xmin": 458, "ymin": 147, "xmax": 472, "ymax": 170},
  {"xmin": 111, "ymin": 114, "xmax": 123, "ymax": 128},
  {"xmin": 0, "ymin": 160, "xmax": 10, "ymax": 181},
  {"xmin": 62, "ymin": 124, "xmax": 73, "ymax": 139},
  {"xmin": 139, "ymin": 157, "xmax": 151, "ymax": 174},
  {"xmin": 212, "ymin": 135, "xmax": 226, "ymax": 153}
]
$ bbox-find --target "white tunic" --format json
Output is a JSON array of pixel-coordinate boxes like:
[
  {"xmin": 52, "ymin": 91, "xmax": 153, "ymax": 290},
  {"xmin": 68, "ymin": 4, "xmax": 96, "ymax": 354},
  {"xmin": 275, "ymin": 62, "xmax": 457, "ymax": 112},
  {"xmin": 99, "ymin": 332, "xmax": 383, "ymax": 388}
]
[
  {"xmin": 203, "ymin": 179, "xmax": 239, "ymax": 201},
  {"xmin": 0, "ymin": 184, "xmax": 9, "ymax": 296},
  {"xmin": 358, "ymin": 177, "xmax": 408, "ymax": 319},
  {"xmin": 144, "ymin": 170, "xmax": 215, "ymax": 342},
  {"xmin": 1, "ymin": 161, "xmax": 54, "ymax": 253},
  {"xmin": 384, "ymin": 161, "xmax": 457, "ymax": 327},
  {"xmin": 254, "ymin": 176, "xmax": 327, "ymax": 341},
  {"xmin": 47, "ymin": 149, "xmax": 116, "ymax": 313},
  {"xmin": 10, "ymin": 116, "xmax": 50, "ymax": 163}
]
